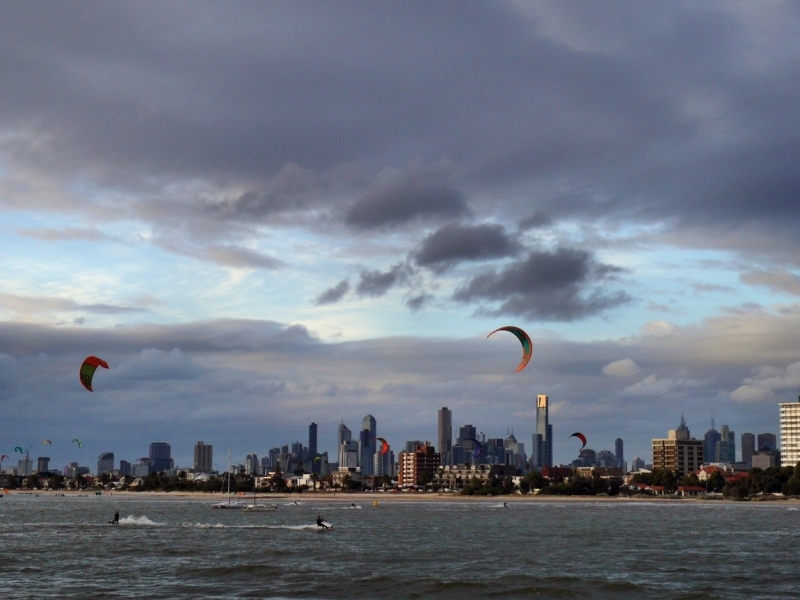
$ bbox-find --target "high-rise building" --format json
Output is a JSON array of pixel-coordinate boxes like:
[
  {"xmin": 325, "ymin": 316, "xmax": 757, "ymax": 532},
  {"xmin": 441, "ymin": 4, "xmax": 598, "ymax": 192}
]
[
  {"xmin": 339, "ymin": 440, "xmax": 359, "ymax": 469},
  {"xmin": 97, "ymin": 452, "xmax": 114, "ymax": 476},
  {"xmin": 359, "ymin": 415, "xmax": 377, "ymax": 476},
  {"xmin": 194, "ymin": 441, "xmax": 213, "ymax": 473},
  {"xmin": 149, "ymin": 442, "xmax": 173, "ymax": 473},
  {"xmin": 703, "ymin": 419, "xmax": 721, "ymax": 465},
  {"xmin": 36, "ymin": 457, "xmax": 50, "ymax": 474},
  {"xmin": 260, "ymin": 456, "xmax": 270, "ymax": 475},
  {"xmin": 615, "ymin": 438, "xmax": 624, "ymax": 468},
  {"xmin": 338, "ymin": 422, "xmax": 351, "ymax": 445},
  {"xmin": 758, "ymin": 432, "xmax": 777, "ymax": 451},
  {"xmin": 532, "ymin": 394, "xmax": 552, "ymax": 469},
  {"xmin": 741, "ymin": 433, "xmax": 755, "ymax": 464},
  {"xmin": 398, "ymin": 443, "xmax": 440, "ymax": 488},
  {"xmin": 405, "ymin": 440, "xmax": 425, "ymax": 453},
  {"xmin": 779, "ymin": 396, "xmax": 800, "ymax": 467},
  {"xmin": 457, "ymin": 425, "xmax": 478, "ymax": 462},
  {"xmin": 18, "ymin": 455, "xmax": 32, "ymax": 477},
  {"xmin": 245, "ymin": 453, "xmax": 259, "ymax": 475},
  {"xmin": 438, "ymin": 407, "xmax": 453, "ymax": 466},
  {"xmin": 309, "ymin": 422, "xmax": 318, "ymax": 464},
  {"xmin": 631, "ymin": 457, "xmax": 645, "ymax": 472},
  {"xmin": 715, "ymin": 425, "xmax": 735, "ymax": 463},
  {"xmin": 652, "ymin": 416, "xmax": 703, "ymax": 477},
  {"xmin": 119, "ymin": 460, "xmax": 131, "ymax": 477}
]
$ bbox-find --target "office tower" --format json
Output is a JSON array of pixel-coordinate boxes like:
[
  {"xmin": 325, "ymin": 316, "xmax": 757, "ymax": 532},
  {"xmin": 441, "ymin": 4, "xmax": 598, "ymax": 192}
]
[
  {"xmin": 758, "ymin": 432, "xmax": 777, "ymax": 451},
  {"xmin": 97, "ymin": 452, "xmax": 114, "ymax": 475},
  {"xmin": 245, "ymin": 453, "xmax": 259, "ymax": 475},
  {"xmin": 438, "ymin": 407, "xmax": 453, "ymax": 466},
  {"xmin": 615, "ymin": 438, "xmax": 624, "ymax": 468},
  {"xmin": 715, "ymin": 425, "xmax": 735, "ymax": 463},
  {"xmin": 338, "ymin": 422, "xmax": 351, "ymax": 445},
  {"xmin": 260, "ymin": 456, "xmax": 270, "ymax": 475},
  {"xmin": 119, "ymin": 460, "xmax": 131, "ymax": 477},
  {"xmin": 18, "ymin": 455, "xmax": 32, "ymax": 477},
  {"xmin": 291, "ymin": 441, "xmax": 305, "ymax": 456},
  {"xmin": 194, "ymin": 441, "xmax": 213, "ymax": 473},
  {"xmin": 779, "ymin": 396, "xmax": 800, "ymax": 467},
  {"xmin": 703, "ymin": 419, "xmax": 721, "ymax": 464},
  {"xmin": 36, "ymin": 457, "xmax": 50, "ymax": 474},
  {"xmin": 269, "ymin": 447, "xmax": 281, "ymax": 470},
  {"xmin": 532, "ymin": 394, "xmax": 552, "ymax": 469},
  {"xmin": 339, "ymin": 440, "xmax": 359, "ymax": 468},
  {"xmin": 149, "ymin": 442, "xmax": 173, "ymax": 473},
  {"xmin": 652, "ymin": 416, "xmax": 703, "ymax": 477},
  {"xmin": 632, "ymin": 457, "xmax": 645, "ymax": 472},
  {"xmin": 359, "ymin": 414, "xmax": 377, "ymax": 476},
  {"xmin": 741, "ymin": 433, "xmax": 755, "ymax": 464},
  {"xmin": 308, "ymin": 423, "xmax": 319, "ymax": 473}
]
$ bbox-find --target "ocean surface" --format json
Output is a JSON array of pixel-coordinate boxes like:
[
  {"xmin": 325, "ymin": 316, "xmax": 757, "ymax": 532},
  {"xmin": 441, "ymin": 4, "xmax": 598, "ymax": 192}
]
[{"xmin": 1, "ymin": 494, "xmax": 798, "ymax": 599}]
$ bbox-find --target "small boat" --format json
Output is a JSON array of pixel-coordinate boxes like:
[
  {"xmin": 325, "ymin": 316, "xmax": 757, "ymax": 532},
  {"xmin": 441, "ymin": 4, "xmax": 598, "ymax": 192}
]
[{"xmin": 213, "ymin": 447, "xmax": 245, "ymax": 509}]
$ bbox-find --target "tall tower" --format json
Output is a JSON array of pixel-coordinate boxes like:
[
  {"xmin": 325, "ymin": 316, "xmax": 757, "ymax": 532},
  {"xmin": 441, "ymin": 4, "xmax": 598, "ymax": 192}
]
[
  {"xmin": 337, "ymin": 421, "xmax": 351, "ymax": 445},
  {"xmin": 360, "ymin": 414, "xmax": 377, "ymax": 476},
  {"xmin": 438, "ymin": 407, "xmax": 453, "ymax": 466},
  {"xmin": 615, "ymin": 438, "xmax": 624, "ymax": 468},
  {"xmin": 533, "ymin": 394, "xmax": 552, "ymax": 468},
  {"xmin": 309, "ymin": 422, "xmax": 318, "ymax": 457},
  {"xmin": 741, "ymin": 432, "xmax": 755, "ymax": 464},
  {"xmin": 194, "ymin": 441, "xmax": 213, "ymax": 473},
  {"xmin": 779, "ymin": 396, "xmax": 800, "ymax": 467}
]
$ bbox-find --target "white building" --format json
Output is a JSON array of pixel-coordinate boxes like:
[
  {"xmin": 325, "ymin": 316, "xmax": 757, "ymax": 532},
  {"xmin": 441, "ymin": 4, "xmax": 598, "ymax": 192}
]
[{"xmin": 779, "ymin": 397, "xmax": 800, "ymax": 467}]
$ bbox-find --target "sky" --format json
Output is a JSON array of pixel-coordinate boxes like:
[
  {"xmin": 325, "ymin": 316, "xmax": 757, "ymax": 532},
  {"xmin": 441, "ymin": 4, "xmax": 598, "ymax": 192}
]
[{"xmin": 2, "ymin": 1, "xmax": 800, "ymax": 472}]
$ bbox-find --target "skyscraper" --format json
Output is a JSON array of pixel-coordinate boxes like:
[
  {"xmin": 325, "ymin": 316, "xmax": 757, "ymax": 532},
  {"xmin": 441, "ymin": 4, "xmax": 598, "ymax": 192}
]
[
  {"xmin": 741, "ymin": 433, "xmax": 755, "ymax": 464},
  {"xmin": 758, "ymin": 432, "xmax": 777, "ymax": 451},
  {"xmin": 457, "ymin": 424, "xmax": 477, "ymax": 461},
  {"xmin": 703, "ymin": 419, "xmax": 721, "ymax": 465},
  {"xmin": 360, "ymin": 414, "xmax": 377, "ymax": 476},
  {"xmin": 779, "ymin": 396, "xmax": 800, "ymax": 467},
  {"xmin": 438, "ymin": 407, "xmax": 453, "ymax": 466},
  {"xmin": 715, "ymin": 425, "xmax": 735, "ymax": 463},
  {"xmin": 338, "ymin": 422, "xmax": 351, "ymax": 445},
  {"xmin": 194, "ymin": 441, "xmax": 213, "ymax": 473},
  {"xmin": 309, "ymin": 422, "xmax": 319, "ymax": 473},
  {"xmin": 36, "ymin": 456, "xmax": 50, "ymax": 474},
  {"xmin": 97, "ymin": 452, "xmax": 114, "ymax": 475},
  {"xmin": 149, "ymin": 442, "xmax": 173, "ymax": 473},
  {"xmin": 615, "ymin": 438, "xmax": 624, "ymax": 469},
  {"xmin": 532, "ymin": 394, "xmax": 552, "ymax": 469},
  {"xmin": 245, "ymin": 453, "xmax": 259, "ymax": 475}
]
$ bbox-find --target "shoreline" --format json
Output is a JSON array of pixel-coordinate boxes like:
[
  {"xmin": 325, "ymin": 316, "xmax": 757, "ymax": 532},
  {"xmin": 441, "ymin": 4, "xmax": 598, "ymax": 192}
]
[{"xmin": 5, "ymin": 490, "xmax": 797, "ymax": 504}]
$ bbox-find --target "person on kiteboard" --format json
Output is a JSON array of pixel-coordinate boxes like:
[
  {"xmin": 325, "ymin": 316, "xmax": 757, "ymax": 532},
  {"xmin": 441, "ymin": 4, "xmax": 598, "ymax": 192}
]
[
  {"xmin": 113, "ymin": 510, "xmax": 119, "ymax": 524},
  {"xmin": 316, "ymin": 515, "xmax": 325, "ymax": 529}
]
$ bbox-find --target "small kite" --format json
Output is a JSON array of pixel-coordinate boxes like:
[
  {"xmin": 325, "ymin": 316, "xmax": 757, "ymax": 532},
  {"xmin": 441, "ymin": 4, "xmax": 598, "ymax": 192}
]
[
  {"xmin": 375, "ymin": 438, "xmax": 389, "ymax": 456},
  {"xmin": 487, "ymin": 326, "xmax": 532, "ymax": 372},
  {"xmin": 569, "ymin": 432, "xmax": 587, "ymax": 450},
  {"xmin": 466, "ymin": 438, "xmax": 483, "ymax": 460},
  {"xmin": 79, "ymin": 356, "xmax": 109, "ymax": 392},
  {"xmin": 14, "ymin": 446, "xmax": 23, "ymax": 454},
  {"xmin": 42, "ymin": 439, "xmax": 52, "ymax": 446},
  {"xmin": 0, "ymin": 455, "xmax": 8, "ymax": 462},
  {"xmin": 72, "ymin": 439, "xmax": 83, "ymax": 448},
  {"xmin": 313, "ymin": 455, "xmax": 322, "ymax": 463}
]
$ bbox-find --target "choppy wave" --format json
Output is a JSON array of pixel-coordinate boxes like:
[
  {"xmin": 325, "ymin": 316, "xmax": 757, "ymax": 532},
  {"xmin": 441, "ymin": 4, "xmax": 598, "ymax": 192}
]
[{"xmin": 118, "ymin": 515, "xmax": 163, "ymax": 526}]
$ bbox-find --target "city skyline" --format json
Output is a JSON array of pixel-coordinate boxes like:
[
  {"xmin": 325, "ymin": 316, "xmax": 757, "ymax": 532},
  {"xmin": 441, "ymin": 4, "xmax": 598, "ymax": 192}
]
[{"xmin": 1, "ymin": 2, "xmax": 798, "ymax": 471}]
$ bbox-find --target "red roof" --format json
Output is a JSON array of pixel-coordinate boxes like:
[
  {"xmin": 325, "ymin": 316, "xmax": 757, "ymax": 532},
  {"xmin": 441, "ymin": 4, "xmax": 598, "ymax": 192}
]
[{"xmin": 678, "ymin": 486, "xmax": 706, "ymax": 492}]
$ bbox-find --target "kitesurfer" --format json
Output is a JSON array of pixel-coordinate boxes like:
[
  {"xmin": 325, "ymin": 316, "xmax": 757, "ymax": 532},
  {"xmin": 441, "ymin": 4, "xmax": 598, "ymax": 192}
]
[
  {"xmin": 351, "ymin": 502, "xmax": 356, "ymax": 508},
  {"xmin": 503, "ymin": 502, "xmax": 509, "ymax": 508},
  {"xmin": 112, "ymin": 510, "xmax": 119, "ymax": 524},
  {"xmin": 316, "ymin": 515, "xmax": 325, "ymax": 529}
]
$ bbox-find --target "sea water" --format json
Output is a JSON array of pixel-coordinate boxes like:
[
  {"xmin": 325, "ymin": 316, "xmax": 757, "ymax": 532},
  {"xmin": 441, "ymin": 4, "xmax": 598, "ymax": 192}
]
[{"xmin": 1, "ymin": 495, "xmax": 798, "ymax": 599}]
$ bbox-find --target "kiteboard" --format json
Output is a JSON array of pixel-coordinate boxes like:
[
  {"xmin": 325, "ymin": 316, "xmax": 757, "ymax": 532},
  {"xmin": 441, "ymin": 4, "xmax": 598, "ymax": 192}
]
[
  {"xmin": 319, "ymin": 521, "xmax": 334, "ymax": 531},
  {"xmin": 107, "ymin": 521, "xmax": 118, "ymax": 525}
]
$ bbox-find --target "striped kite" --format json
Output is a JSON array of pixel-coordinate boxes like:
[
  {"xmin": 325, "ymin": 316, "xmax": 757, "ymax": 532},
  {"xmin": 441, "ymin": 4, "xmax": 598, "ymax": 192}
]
[
  {"xmin": 487, "ymin": 326, "xmax": 532, "ymax": 372},
  {"xmin": 79, "ymin": 356, "xmax": 109, "ymax": 392}
]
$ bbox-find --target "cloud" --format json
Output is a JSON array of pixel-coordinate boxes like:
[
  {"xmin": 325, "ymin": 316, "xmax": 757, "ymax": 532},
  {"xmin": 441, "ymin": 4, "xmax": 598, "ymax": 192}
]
[
  {"xmin": 729, "ymin": 361, "xmax": 800, "ymax": 403},
  {"xmin": 602, "ymin": 358, "xmax": 640, "ymax": 378},
  {"xmin": 0, "ymin": 294, "xmax": 148, "ymax": 316},
  {"xmin": 518, "ymin": 212, "xmax": 552, "ymax": 231},
  {"xmin": 405, "ymin": 292, "xmax": 433, "ymax": 311},
  {"xmin": 413, "ymin": 222, "xmax": 519, "ymax": 271},
  {"xmin": 153, "ymin": 239, "xmax": 284, "ymax": 270},
  {"xmin": 16, "ymin": 226, "xmax": 114, "ymax": 242},
  {"xmin": 356, "ymin": 264, "xmax": 408, "ymax": 298},
  {"xmin": 622, "ymin": 373, "xmax": 706, "ymax": 397},
  {"xmin": 453, "ymin": 248, "xmax": 631, "ymax": 321},
  {"xmin": 740, "ymin": 269, "xmax": 800, "ymax": 296},
  {"xmin": 314, "ymin": 280, "xmax": 350, "ymax": 305},
  {"xmin": 345, "ymin": 163, "xmax": 468, "ymax": 229}
]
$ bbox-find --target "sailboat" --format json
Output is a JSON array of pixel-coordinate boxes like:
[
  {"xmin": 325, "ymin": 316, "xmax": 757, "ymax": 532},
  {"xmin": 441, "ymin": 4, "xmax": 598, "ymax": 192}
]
[
  {"xmin": 242, "ymin": 471, "xmax": 277, "ymax": 512},
  {"xmin": 212, "ymin": 447, "xmax": 245, "ymax": 509}
]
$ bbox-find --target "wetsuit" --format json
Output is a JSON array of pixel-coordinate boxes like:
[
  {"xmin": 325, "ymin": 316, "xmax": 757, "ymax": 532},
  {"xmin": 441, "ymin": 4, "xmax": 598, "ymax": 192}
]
[
  {"xmin": 113, "ymin": 511, "xmax": 119, "ymax": 524},
  {"xmin": 316, "ymin": 516, "xmax": 324, "ymax": 529}
]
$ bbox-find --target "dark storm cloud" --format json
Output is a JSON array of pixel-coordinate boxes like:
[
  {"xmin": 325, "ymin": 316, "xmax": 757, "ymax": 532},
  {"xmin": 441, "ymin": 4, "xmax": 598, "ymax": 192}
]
[
  {"xmin": 414, "ymin": 223, "xmax": 520, "ymax": 271},
  {"xmin": 453, "ymin": 248, "xmax": 630, "ymax": 321},
  {"xmin": 518, "ymin": 213, "xmax": 552, "ymax": 231},
  {"xmin": 356, "ymin": 264, "xmax": 408, "ymax": 298},
  {"xmin": 314, "ymin": 280, "xmax": 350, "ymax": 305},
  {"xmin": 345, "ymin": 166, "xmax": 468, "ymax": 230},
  {"xmin": 2, "ymin": 2, "xmax": 800, "ymax": 259}
]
